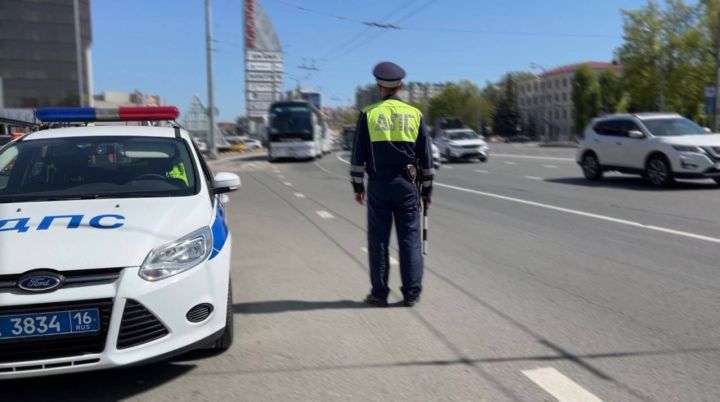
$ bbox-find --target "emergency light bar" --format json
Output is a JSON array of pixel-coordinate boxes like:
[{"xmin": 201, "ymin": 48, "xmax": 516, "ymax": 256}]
[{"xmin": 35, "ymin": 106, "xmax": 180, "ymax": 123}]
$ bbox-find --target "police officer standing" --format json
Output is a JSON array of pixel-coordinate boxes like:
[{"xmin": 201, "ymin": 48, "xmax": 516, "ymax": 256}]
[{"xmin": 350, "ymin": 61, "xmax": 433, "ymax": 308}]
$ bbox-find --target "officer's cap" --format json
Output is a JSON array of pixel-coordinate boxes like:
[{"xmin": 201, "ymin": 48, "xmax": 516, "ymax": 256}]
[{"xmin": 373, "ymin": 61, "xmax": 406, "ymax": 88}]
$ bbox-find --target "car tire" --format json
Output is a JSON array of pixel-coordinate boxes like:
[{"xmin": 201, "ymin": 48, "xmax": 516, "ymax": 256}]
[
  {"xmin": 478, "ymin": 155, "xmax": 488, "ymax": 163},
  {"xmin": 645, "ymin": 155, "xmax": 674, "ymax": 187},
  {"xmin": 212, "ymin": 281, "xmax": 234, "ymax": 350},
  {"xmin": 443, "ymin": 148, "xmax": 453, "ymax": 162},
  {"xmin": 713, "ymin": 178, "xmax": 720, "ymax": 186},
  {"xmin": 581, "ymin": 152, "xmax": 603, "ymax": 181}
]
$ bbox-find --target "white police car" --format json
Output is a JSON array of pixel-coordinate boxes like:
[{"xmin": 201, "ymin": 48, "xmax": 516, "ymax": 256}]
[{"xmin": 0, "ymin": 107, "xmax": 240, "ymax": 378}]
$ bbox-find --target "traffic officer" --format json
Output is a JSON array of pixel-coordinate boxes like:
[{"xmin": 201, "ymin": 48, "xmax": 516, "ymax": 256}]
[{"xmin": 350, "ymin": 61, "xmax": 433, "ymax": 308}]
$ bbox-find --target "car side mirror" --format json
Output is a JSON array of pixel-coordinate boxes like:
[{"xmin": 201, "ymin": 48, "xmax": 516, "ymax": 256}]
[
  {"xmin": 212, "ymin": 172, "xmax": 241, "ymax": 194},
  {"xmin": 704, "ymin": 127, "xmax": 711, "ymax": 133},
  {"xmin": 628, "ymin": 130, "xmax": 645, "ymax": 139}
]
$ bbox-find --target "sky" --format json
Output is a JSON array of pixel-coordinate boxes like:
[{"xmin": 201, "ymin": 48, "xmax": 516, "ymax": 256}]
[{"xmin": 92, "ymin": 0, "xmax": 656, "ymax": 121}]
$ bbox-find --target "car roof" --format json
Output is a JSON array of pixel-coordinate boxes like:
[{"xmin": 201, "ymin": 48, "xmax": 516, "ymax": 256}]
[
  {"xmin": 595, "ymin": 112, "xmax": 682, "ymax": 122},
  {"xmin": 22, "ymin": 125, "xmax": 190, "ymax": 141}
]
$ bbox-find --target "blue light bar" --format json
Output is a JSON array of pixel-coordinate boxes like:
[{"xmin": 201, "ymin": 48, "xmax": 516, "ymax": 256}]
[{"xmin": 35, "ymin": 108, "xmax": 96, "ymax": 122}]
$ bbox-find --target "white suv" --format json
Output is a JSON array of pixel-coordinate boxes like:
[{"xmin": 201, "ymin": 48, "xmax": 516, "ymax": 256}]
[{"xmin": 577, "ymin": 113, "xmax": 720, "ymax": 186}]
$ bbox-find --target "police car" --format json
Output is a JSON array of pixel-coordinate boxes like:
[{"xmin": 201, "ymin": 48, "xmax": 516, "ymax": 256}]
[{"xmin": 0, "ymin": 107, "xmax": 240, "ymax": 378}]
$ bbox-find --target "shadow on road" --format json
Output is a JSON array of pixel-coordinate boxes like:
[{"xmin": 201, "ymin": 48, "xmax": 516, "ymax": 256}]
[
  {"xmin": 233, "ymin": 299, "xmax": 370, "ymax": 314},
  {"xmin": 3, "ymin": 362, "xmax": 195, "ymax": 402},
  {"xmin": 546, "ymin": 176, "xmax": 719, "ymax": 191}
]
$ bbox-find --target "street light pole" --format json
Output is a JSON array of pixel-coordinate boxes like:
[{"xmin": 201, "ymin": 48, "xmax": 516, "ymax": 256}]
[
  {"xmin": 530, "ymin": 62, "xmax": 549, "ymax": 143},
  {"xmin": 204, "ymin": 0, "xmax": 218, "ymax": 159},
  {"xmin": 73, "ymin": 0, "xmax": 85, "ymax": 107}
]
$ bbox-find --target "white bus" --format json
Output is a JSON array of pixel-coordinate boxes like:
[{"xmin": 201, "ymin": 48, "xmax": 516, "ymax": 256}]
[{"xmin": 267, "ymin": 101, "xmax": 326, "ymax": 161}]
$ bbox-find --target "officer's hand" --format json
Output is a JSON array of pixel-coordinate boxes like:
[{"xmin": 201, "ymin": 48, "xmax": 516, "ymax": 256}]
[
  {"xmin": 355, "ymin": 192, "xmax": 365, "ymax": 205},
  {"xmin": 423, "ymin": 196, "xmax": 431, "ymax": 209}
]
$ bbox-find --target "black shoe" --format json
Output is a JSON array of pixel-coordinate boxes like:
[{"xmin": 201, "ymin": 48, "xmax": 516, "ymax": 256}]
[
  {"xmin": 403, "ymin": 296, "xmax": 420, "ymax": 307},
  {"xmin": 364, "ymin": 294, "xmax": 388, "ymax": 307}
]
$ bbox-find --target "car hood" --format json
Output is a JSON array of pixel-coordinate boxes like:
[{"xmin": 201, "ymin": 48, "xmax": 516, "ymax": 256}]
[
  {"xmin": 449, "ymin": 139, "xmax": 487, "ymax": 147},
  {"xmin": 0, "ymin": 196, "xmax": 211, "ymax": 274},
  {"xmin": 656, "ymin": 134, "xmax": 720, "ymax": 146}
]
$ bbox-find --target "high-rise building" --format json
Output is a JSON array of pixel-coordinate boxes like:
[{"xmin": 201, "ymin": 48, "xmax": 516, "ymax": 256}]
[
  {"xmin": 0, "ymin": 0, "xmax": 92, "ymax": 108},
  {"xmin": 518, "ymin": 61, "xmax": 622, "ymax": 140}
]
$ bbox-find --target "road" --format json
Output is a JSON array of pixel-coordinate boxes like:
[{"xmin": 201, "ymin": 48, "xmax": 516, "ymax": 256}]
[{"xmin": 7, "ymin": 143, "xmax": 720, "ymax": 401}]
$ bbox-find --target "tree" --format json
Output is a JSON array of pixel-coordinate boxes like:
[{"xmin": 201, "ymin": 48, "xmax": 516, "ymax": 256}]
[
  {"xmin": 492, "ymin": 75, "xmax": 521, "ymax": 137},
  {"xmin": 598, "ymin": 67, "xmax": 623, "ymax": 113},
  {"xmin": 572, "ymin": 64, "xmax": 601, "ymax": 133},
  {"xmin": 427, "ymin": 81, "xmax": 493, "ymax": 132},
  {"xmin": 617, "ymin": 0, "xmax": 716, "ymax": 118}
]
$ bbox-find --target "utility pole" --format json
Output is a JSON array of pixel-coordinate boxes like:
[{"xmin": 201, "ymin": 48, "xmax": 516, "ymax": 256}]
[
  {"xmin": 73, "ymin": 0, "xmax": 85, "ymax": 107},
  {"xmin": 205, "ymin": 0, "xmax": 218, "ymax": 159}
]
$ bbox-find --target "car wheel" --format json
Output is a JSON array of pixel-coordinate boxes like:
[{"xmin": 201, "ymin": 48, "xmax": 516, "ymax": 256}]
[
  {"xmin": 581, "ymin": 153, "xmax": 603, "ymax": 180},
  {"xmin": 646, "ymin": 155, "xmax": 674, "ymax": 187},
  {"xmin": 213, "ymin": 281, "xmax": 234, "ymax": 350},
  {"xmin": 443, "ymin": 148, "xmax": 452, "ymax": 162},
  {"xmin": 478, "ymin": 155, "xmax": 487, "ymax": 163},
  {"xmin": 713, "ymin": 178, "xmax": 720, "ymax": 186}
]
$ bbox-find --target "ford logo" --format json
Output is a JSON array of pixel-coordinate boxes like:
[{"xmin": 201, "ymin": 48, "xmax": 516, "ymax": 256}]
[{"xmin": 17, "ymin": 271, "xmax": 65, "ymax": 293}]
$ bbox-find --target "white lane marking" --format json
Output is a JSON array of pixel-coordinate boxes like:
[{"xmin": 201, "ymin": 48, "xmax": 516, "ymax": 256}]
[
  {"xmin": 524, "ymin": 176, "xmax": 543, "ymax": 181},
  {"xmin": 315, "ymin": 210, "xmax": 334, "ymax": 219},
  {"xmin": 361, "ymin": 247, "xmax": 399, "ymax": 265},
  {"xmin": 475, "ymin": 169, "xmax": 489, "ymax": 174},
  {"xmin": 444, "ymin": 165, "xmax": 454, "ymax": 169},
  {"xmin": 283, "ymin": 182, "xmax": 293, "ymax": 187},
  {"xmin": 339, "ymin": 153, "xmax": 720, "ymax": 244},
  {"xmin": 543, "ymin": 164, "xmax": 559, "ymax": 169},
  {"xmin": 492, "ymin": 153, "xmax": 575, "ymax": 162},
  {"xmin": 337, "ymin": 154, "xmax": 350, "ymax": 164},
  {"xmin": 504, "ymin": 161, "xmax": 516, "ymax": 165},
  {"xmin": 277, "ymin": 174, "xmax": 285, "ymax": 179},
  {"xmin": 523, "ymin": 367, "xmax": 602, "ymax": 402},
  {"xmin": 294, "ymin": 193, "xmax": 306, "ymax": 198},
  {"xmin": 434, "ymin": 183, "xmax": 720, "ymax": 244}
]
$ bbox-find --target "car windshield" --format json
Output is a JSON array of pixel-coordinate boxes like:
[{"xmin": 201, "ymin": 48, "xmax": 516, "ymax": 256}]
[
  {"xmin": 642, "ymin": 118, "xmax": 707, "ymax": 137},
  {"xmin": 447, "ymin": 130, "xmax": 480, "ymax": 140},
  {"xmin": 0, "ymin": 136, "xmax": 198, "ymax": 203},
  {"xmin": 269, "ymin": 104, "xmax": 313, "ymax": 141}
]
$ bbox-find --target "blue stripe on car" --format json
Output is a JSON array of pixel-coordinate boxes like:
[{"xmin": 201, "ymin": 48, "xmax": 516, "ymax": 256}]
[{"xmin": 209, "ymin": 199, "xmax": 228, "ymax": 260}]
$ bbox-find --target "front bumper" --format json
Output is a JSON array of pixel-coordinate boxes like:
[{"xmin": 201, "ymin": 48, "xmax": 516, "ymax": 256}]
[
  {"xmin": 0, "ymin": 237, "xmax": 231, "ymax": 379},
  {"xmin": 449, "ymin": 147, "xmax": 489, "ymax": 160},
  {"xmin": 672, "ymin": 153, "xmax": 720, "ymax": 179}
]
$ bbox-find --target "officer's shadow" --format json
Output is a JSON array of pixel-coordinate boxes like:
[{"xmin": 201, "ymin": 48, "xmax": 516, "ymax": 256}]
[{"xmin": 234, "ymin": 299, "xmax": 382, "ymax": 314}]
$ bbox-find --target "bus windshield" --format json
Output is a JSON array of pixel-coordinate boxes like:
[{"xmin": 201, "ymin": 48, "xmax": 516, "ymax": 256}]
[{"xmin": 269, "ymin": 104, "xmax": 314, "ymax": 141}]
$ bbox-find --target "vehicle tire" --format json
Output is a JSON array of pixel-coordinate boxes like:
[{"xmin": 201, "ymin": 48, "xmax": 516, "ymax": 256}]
[
  {"xmin": 714, "ymin": 178, "xmax": 720, "ymax": 186},
  {"xmin": 478, "ymin": 155, "xmax": 487, "ymax": 163},
  {"xmin": 443, "ymin": 148, "xmax": 453, "ymax": 162},
  {"xmin": 212, "ymin": 281, "xmax": 234, "ymax": 350},
  {"xmin": 645, "ymin": 155, "xmax": 674, "ymax": 187},
  {"xmin": 581, "ymin": 152, "xmax": 603, "ymax": 181}
]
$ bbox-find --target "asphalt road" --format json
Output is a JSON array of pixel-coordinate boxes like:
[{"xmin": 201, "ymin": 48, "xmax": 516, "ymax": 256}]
[{"xmin": 7, "ymin": 143, "xmax": 720, "ymax": 401}]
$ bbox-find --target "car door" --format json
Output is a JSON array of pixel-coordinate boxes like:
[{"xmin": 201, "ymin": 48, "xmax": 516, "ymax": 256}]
[
  {"xmin": 612, "ymin": 119, "xmax": 647, "ymax": 170},
  {"xmin": 590, "ymin": 120, "xmax": 619, "ymax": 166}
]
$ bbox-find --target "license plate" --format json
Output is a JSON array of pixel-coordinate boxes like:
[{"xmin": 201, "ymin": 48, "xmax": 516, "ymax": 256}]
[{"xmin": 0, "ymin": 308, "xmax": 100, "ymax": 340}]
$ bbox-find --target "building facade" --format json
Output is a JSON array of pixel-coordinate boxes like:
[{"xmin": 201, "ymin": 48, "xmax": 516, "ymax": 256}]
[
  {"xmin": 93, "ymin": 91, "xmax": 166, "ymax": 108},
  {"xmin": 0, "ymin": 0, "xmax": 92, "ymax": 108},
  {"xmin": 518, "ymin": 61, "xmax": 621, "ymax": 140}
]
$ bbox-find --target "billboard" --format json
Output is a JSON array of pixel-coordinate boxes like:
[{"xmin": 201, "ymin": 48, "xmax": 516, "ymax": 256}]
[{"xmin": 245, "ymin": 0, "xmax": 283, "ymax": 124}]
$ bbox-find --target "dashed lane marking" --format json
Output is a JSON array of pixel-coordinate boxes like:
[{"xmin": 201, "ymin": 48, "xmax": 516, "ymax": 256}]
[
  {"xmin": 522, "ymin": 367, "xmax": 602, "ymax": 402},
  {"xmin": 524, "ymin": 176, "xmax": 543, "ymax": 181},
  {"xmin": 294, "ymin": 193, "xmax": 306, "ymax": 198},
  {"xmin": 543, "ymin": 164, "xmax": 559, "ymax": 169},
  {"xmin": 504, "ymin": 161, "xmax": 516, "ymax": 165},
  {"xmin": 315, "ymin": 210, "xmax": 334, "ymax": 219},
  {"xmin": 283, "ymin": 182, "xmax": 293, "ymax": 187},
  {"xmin": 492, "ymin": 153, "xmax": 575, "ymax": 162},
  {"xmin": 475, "ymin": 169, "xmax": 489, "ymax": 174}
]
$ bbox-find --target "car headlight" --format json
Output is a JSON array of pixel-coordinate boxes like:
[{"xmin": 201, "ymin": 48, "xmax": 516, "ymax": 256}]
[
  {"xmin": 139, "ymin": 227, "xmax": 212, "ymax": 281},
  {"xmin": 672, "ymin": 145, "xmax": 703, "ymax": 153}
]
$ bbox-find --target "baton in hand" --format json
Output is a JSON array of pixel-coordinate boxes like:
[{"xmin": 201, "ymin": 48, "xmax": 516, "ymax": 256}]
[{"xmin": 422, "ymin": 199, "xmax": 428, "ymax": 255}]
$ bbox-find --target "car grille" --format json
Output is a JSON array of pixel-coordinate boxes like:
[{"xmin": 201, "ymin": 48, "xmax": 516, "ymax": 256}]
[
  {"xmin": 0, "ymin": 299, "xmax": 113, "ymax": 363},
  {"xmin": 0, "ymin": 268, "xmax": 124, "ymax": 291},
  {"xmin": 116, "ymin": 300, "xmax": 169, "ymax": 349},
  {"xmin": 462, "ymin": 145, "xmax": 479, "ymax": 149}
]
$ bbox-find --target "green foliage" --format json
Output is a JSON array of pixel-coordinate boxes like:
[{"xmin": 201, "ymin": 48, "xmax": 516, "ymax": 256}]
[
  {"xmin": 617, "ymin": 0, "xmax": 717, "ymax": 118},
  {"xmin": 572, "ymin": 65, "xmax": 601, "ymax": 132},
  {"xmin": 492, "ymin": 74, "xmax": 522, "ymax": 136},
  {"xmin": 598, "ymin": 68, "xmax": 623, "ymax": 113},
  {"xmin": 427, "ymin": 81, "xmax": 493, "ymax": 131}
]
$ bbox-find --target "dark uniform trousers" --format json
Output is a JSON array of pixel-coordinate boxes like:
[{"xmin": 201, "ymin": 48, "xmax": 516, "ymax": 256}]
[{"xmin": 367, "ymin": 175, "xmax": 423, "ymax": 300}]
